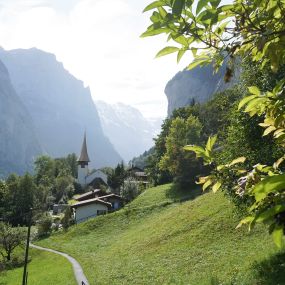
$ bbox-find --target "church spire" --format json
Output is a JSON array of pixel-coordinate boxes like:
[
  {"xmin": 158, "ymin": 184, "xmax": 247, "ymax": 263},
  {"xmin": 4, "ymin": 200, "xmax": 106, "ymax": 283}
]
[{"xmin": 78, "ymin": 132, "xmax": 90, "ymax": 163}]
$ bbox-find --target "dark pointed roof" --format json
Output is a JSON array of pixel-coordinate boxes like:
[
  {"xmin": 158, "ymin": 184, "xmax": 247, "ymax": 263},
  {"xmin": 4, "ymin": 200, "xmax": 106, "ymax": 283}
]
[{"xmin": 77, "ymin": 132, "xmax": 90, "ymax": 163}]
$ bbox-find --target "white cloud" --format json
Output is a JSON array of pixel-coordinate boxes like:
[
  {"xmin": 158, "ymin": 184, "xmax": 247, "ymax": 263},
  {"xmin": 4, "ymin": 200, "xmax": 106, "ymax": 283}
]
[{"xmin": 0, "ymin": 0, "xmax": 191, "ymax": 118}]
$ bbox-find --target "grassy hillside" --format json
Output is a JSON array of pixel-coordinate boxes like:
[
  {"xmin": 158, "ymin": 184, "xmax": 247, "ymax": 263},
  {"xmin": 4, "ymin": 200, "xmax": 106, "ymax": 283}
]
[
  {"xmin": 0, "ymin": 248, "xmax": 76, "ymax": 285},
  {"xmin": 37, "ymin": 184, "xmax": 284, "ymax": 285}
]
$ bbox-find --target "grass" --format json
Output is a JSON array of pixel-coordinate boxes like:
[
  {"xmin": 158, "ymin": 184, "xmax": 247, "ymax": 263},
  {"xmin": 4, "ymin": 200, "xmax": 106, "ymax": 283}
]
[
  {"xmin": 0, "ymin": 248, "xmax": 76, "ymax": 285},
  {"xmin": 37, "ymin": 184, "xmax": 284, "ymax": 285}
]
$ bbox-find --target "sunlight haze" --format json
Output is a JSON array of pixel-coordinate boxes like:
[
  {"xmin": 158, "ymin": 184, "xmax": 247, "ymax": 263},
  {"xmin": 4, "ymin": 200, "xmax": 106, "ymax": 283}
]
[{"xmin": 0, "ymin": 0, "xmax": 191, "ymax": 118}]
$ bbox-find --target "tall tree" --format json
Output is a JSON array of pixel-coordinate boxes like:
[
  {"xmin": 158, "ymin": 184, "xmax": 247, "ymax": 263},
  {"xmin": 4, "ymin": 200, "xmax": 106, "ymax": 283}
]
[{"xmin": 159, "ymin": 115, "xmax": 203, "ymax": 185}]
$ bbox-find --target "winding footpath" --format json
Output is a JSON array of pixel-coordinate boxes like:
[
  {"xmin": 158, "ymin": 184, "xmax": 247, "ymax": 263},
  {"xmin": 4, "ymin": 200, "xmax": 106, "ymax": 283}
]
[{"xmin": 30, "ymin": 244, "xmax": 89, "ymax": 285}]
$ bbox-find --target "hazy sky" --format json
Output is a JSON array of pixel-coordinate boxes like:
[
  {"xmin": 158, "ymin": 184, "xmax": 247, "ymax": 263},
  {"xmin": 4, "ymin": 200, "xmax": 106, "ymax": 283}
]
[{"xmin": 0, "ymin": 0, "xmax": 190, "ymax": 118}]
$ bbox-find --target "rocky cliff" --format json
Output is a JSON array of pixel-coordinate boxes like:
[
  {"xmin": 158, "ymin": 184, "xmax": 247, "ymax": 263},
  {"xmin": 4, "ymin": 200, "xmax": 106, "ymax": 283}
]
[
  {"xmin": 0, "ymin": 59, "xmax": 42, "ymax": 177},
  {"xmin": 0, "ymin": 48, "xmax": 121, "ymax": 168},
  {"xmin": 165, "ymin": 64, "xmax": 238, "ymax": 116}
]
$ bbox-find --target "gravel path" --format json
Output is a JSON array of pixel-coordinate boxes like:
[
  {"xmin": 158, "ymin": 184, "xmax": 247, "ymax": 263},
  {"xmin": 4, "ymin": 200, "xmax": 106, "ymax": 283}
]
[{"xmin": 30, "ymin": 243, "xmax": 89, "ymax": 285}]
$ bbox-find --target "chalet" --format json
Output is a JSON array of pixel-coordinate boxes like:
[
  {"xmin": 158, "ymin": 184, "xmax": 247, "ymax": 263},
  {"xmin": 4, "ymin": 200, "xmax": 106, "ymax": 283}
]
[
  {"xmin": 75, "ymin": 189, "xmax": 106, "ymax": 202},
  {"xmin": 71, "ymin": 198, "xmax": 111, "ymax": 223},
  {"xmin": 75, "ymin": 191, "xmax": 123, "ymax": 211},
  {"xmin": 99, "ymin": 194, "xmax": 123, "ymax": 211},
  {"xmin": 127, "ymin": 165, "xmax": 149, "ymax": 187}
]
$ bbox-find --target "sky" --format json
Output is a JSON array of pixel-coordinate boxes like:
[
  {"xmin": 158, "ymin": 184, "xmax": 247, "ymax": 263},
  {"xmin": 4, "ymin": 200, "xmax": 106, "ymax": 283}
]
[{"xmin": 0, "ymin": 0, "xmax": 191, "ymax": 118}]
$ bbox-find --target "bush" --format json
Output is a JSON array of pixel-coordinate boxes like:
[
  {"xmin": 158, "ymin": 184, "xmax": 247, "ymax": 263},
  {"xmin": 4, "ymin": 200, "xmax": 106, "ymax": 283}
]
[
  {"xmin": 121, "ymin": 177, "xmax": 141, "ymax": 202},
  {"xmin": 37, "ymin": 214, "xmax": 52, "ymax": 238},
  {"xmin": 61, "ymin": 207, "xmax": 75, "ymax": 230}
]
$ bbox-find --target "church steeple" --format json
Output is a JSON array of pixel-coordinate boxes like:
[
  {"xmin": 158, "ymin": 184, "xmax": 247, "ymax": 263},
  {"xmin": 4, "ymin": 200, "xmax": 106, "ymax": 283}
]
[
  {"xmin": 78, "ymin": 132, "xmax": 90, "ymax": 164},
  {"xmin": 77, "ymin": 132, "xmax": 90, "ymax": 187}
]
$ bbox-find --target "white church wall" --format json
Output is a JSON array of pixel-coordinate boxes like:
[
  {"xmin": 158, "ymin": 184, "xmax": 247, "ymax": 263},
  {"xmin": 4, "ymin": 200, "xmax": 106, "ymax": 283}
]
[
  {"xmin": 85, "ymin": 170, "xmax": 108, "ymax": 185},
  {"xmin": 77, "ymin": 164, "xmax": 89, "ymax": 186}
]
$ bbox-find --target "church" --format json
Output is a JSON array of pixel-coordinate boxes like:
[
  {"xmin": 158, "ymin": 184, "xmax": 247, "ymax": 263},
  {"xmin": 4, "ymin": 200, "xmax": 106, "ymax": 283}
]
[
  {"xmin": 72, "ymin": 133, "xmax": 123, "ymax": 223},
  {"xmin": 77, "ymin": 132, "xmax": 108, "ymax": 187}
]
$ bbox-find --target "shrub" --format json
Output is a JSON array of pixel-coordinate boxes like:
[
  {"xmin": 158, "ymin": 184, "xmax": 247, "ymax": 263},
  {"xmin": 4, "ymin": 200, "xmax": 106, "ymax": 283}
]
[
  {"xmin": 37, "ymin": 214, "xmax": 52, "ymax": 238},
  {"xmin": 61, "ymin": 207, "xmax": 75, "ymax": 230},
  {"xmin": 121, "ymin": 177, "xmax": 141, "ymax": 202}
]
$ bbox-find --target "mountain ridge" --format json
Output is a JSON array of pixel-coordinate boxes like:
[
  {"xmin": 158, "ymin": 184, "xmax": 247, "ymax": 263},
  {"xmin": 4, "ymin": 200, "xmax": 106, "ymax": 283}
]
[
  {"xmin": 96, "ymin": 100, "xmax": 162, "ymax": 162},
  {"xmin": 0, "ymin": 48, "xmax": 122, "ymax": 169},
  {"xmin": 165, "ymin": 64, "xmax": 239, "ymax": 116},
  {"xmin": 0, "ymin": 58, "xmax": 42, "ymax": 177}
]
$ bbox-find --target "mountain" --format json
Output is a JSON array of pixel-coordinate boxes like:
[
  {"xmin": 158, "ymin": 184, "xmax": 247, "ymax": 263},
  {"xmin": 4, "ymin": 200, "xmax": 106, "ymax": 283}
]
[
  {"xmin": 96, "ymin": 101, "xmax": 163, "ymax": 162},
  {"xmin": 0, "ymin": 48, "xmax": 121, "ymax": 168},
  {"xmin": 165, "ymin": 64, "xmax": 239, "ymax": 116},
  {"xmin": 0, "ymin": 59, "xmax": 42, "ymax": 177}
]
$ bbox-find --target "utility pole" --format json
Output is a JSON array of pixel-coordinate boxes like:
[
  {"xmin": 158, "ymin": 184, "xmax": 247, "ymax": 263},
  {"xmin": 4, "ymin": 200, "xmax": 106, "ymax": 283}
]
[{"xmin": 22, "ymin": 208, "xmax": 33, "ymax": 285}]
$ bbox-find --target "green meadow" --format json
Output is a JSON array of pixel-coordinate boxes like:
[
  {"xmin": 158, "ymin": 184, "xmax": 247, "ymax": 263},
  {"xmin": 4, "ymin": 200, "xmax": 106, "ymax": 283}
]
[{"xmin": 35, "ymin": 184, "xmax": 285, "ymax": 285}]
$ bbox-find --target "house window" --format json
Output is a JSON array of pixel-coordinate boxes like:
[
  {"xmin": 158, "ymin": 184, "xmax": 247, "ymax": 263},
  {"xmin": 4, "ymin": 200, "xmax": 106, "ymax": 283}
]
[{"xmin": 97, "ymin": 210, "xmax": 107, "ymax": 216}]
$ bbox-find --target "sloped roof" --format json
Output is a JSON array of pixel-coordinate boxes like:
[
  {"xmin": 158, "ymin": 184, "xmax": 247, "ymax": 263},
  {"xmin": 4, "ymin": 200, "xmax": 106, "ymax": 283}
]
[
  {"xmin": 77, "ymin": 132, "xmax": 90, "ymax": 163},
  {"xmin": 128, "ymin": 166, "xmax": 143, "ymax": 172},
  {"xmin": 71, "ymin": 198, "xmax": 112, "ymax": 208},
  {"xmin": 100, "ymin": 193, "xmax": 123, "ymax": 200},
  {"xmin": 75, "ymin": 189, "xmax": 103, "ymax": 201},
  {"xmin": 134, "ymin": 171, "xmax": 147, "ymax": 177}
]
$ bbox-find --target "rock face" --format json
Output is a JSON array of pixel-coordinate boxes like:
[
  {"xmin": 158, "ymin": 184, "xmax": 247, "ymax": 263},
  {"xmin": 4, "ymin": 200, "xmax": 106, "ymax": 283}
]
[
  {"xmin": 0, "ymin": 59, "xmax": 42, "ymax": 177},
  {"xmin": 96, "ymin": 101, "xmax": 162, "ymax": 162},
  {"xmin": 0, "ymin": 48, "xmax": 121, "ymax": 168},
  {"xmin": 165, "ymin": 64, "xmax": 238, "ymax": 116}
]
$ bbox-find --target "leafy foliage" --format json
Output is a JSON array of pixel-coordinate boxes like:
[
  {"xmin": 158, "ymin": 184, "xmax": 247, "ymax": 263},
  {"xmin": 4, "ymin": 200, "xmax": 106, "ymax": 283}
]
[
  {"xmin": 0, "ymin": 222, "xmax": 26, "ymax": 261},
  {"xmin": 37, "ymin": 214, "xmax": 53, "ymax": 238},
  {"xmin": 107, "ymin": 162, "xmax": 127, "ymax": 193},
  {"xmin": 159, "ymin": 115, "xmax": 203, "ymax": 185},
  {"xmin": 142, "ymin": 0, "xmax": 285, "ymax": 74},
  {"xmin": 143, "ymin": 0, "xmax": 285, "ymax": 246},
  {"xmin": 120, "ymin": 177, "xmax": 141, "ymax": 202}
]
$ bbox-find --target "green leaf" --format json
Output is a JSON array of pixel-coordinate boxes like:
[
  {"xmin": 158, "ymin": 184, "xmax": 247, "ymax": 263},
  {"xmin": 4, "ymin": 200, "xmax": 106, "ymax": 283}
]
[
  {"xmin": 210, "ymin": 0, "xmax": 221, "ymax": 8},
  {"xmin": 238, "ymin": 95, "xmax": 257, "ymax": 110},
  {"xmin": 263, "ymin": 126, "xmax": 276, "ymax": 136},
  {"xmin": 244, "ymin": 98, "xmax": 267, "ymax": 113},
  {"xmin": 218, "ymin": 4, "xmax": 233, "ymax": 12},
  {"xmin": 188, "ymin": 57, "xmax": 211, "ymax": 70},
  {"xmin": 172, "ymin": 0, "xmax": 185, "ymax": 16},
  {"xmin": 273, "ymin": 156, "xmax": 285, "ymax": 169},
  {"xmin": 252, "ymin": 174, "xmax": 285, "ymax": 202},
  {"xmin": 172, "ymin": 35, "xmax": 188, "ymax": 45},
  {"xmin": 236, "ymin": 216, "xmax": 255, "ymax": 230},
  {"xmin": 212, "ymin": 181, "xmax": 222, "ymax": 193},
  {"xmin": 196, "ymin": 0, "xmax": 208, "ymax": 14},
  {"xmin": 215, "ymin": 20, "xmax": 230, "ymax": 34},
  {"xmin": 248, "ymin": 86, "xmax": 261, "ymax": 95},
  {"xmin": 155, "ymin": 46, "xmax": 179, "ymax": 58},
  {"xmin": 177, "ymin": 49, "xmax": 187, "ymax": 63},
  {"xmin": 203, "ymin": 179, "xmax": 212, "ymax": 191},
  {"xmin": 255, "ymin": 205, "xmax": 285, "ymax": 223},
  {"xmin": 143, "ymin": 1, "xmax": 165, "ymax": 12},
  {"xmin": 184, "ymin": 145, "xmax": 204, "ymax": 153},
  {"xmin": 229, "ymin": 157, "xmax": 246, "ymax": 166},
  {"xmin": 272, "ymin": 225, "xmax": 284, "ymax": 249},
  {"xmin": 217, "ymin": 164, "xmax": 225, "ymax": 171},
  {"xmin": 140, "ymin": 28, "xmax": 170, "ymax": 37},
  {"xmin": 158, "ymin": 6, "xmax": 167, "ymax": 17},
  {"xmin": 206, "ymin": 135, "xmax": 217, "ymax": 152}
]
